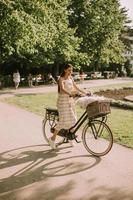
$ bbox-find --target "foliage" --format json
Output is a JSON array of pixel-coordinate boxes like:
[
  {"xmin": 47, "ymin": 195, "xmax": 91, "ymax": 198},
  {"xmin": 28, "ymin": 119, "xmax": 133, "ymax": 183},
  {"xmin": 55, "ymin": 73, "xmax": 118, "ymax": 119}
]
[
  {"xmin": 68, "ymin": 0, "xmax": 128, "ymax": 69},
  {"xmin": 0, "ymin": 0, "xmax": 84, "ymax": 68},
  {"xmin": 120, "ymin": 6, "xmax": 133, "ymax": 50},
  {"xmin": 0, "ymin": 0, "xmax": 131, "ymax": 71},
  {"xmin": 111, "ymin": 100, "xmax": 133, "ymax": 110}
]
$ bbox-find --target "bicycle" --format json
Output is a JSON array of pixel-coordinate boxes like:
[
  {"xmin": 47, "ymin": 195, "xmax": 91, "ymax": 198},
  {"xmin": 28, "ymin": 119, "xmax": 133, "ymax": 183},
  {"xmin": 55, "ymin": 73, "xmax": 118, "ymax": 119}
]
[{"xmin": 42, "ymin": 98, "xmax": 113, "ymax": 156}]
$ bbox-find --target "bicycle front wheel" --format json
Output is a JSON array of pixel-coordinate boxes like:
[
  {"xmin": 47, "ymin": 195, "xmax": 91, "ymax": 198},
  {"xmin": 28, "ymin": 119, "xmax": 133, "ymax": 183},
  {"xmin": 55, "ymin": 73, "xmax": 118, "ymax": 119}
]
[{"xmin": 82, "ymin": 120, "xmax": 113, "ymax": 156}]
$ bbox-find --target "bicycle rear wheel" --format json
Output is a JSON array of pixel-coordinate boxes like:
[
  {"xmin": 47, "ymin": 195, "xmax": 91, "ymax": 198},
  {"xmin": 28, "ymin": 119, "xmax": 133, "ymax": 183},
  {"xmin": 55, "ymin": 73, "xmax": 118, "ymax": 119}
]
[
  {"xmin": 82, "ymin": 120, "xmax": 113, "ymax": 156},
  {"xmin": 42, "ymin": 119, "xmax": 64, "ymax": 145}
]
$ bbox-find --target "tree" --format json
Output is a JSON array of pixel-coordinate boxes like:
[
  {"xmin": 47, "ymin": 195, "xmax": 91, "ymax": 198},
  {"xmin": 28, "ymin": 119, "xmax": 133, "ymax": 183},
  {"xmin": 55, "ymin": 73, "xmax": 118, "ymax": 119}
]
[
  {"xmin": 0, "ymin": 0, "xmax": 85, "ymax": 72},
  {"xmin": 68, "ymin": 0, "xmax": 128, "ymax": 70},
  {"xmin": 0, "ymin": 0, "xmax": 130, "ymax": 74},
  {"xmin": 120, "ymin": 5, "xmax": 133, "ymax": 50}
]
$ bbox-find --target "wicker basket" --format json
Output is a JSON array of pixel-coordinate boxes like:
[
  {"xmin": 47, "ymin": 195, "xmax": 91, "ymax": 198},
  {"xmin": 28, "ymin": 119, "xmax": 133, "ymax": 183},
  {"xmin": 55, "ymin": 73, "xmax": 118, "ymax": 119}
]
[{"xmin": 86, "ymin": 100, "xmax": 111, "ymax": 118}]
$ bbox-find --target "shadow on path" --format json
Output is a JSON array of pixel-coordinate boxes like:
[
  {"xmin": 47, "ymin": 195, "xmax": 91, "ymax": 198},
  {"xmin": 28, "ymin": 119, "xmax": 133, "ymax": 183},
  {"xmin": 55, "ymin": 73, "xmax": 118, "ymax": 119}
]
[{"xmin": 0, "ymin": 144, "xmax": 101, "ymax": 193}]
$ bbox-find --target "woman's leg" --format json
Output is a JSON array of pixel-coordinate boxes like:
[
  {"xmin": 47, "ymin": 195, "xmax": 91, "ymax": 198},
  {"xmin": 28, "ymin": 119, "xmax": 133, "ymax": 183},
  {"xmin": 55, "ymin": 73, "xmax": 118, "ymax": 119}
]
[
  {"xmin": 48, "ymin": 129, "xmax": 58, "ymax": 149},
  {"xmin": 15, "ymin": 82, "xmax": 18, "ymax": 89},
  {"xmin": 51, "ymin": 129, "xmax": 58, "ymax": 141}
]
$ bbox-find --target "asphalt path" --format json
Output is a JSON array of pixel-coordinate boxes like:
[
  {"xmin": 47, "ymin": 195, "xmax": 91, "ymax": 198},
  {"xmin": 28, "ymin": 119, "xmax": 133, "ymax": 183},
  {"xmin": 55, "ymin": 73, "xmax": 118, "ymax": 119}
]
[{"xmin": 0, "ymin": 78, "xmax": 133, "ymax": 200}]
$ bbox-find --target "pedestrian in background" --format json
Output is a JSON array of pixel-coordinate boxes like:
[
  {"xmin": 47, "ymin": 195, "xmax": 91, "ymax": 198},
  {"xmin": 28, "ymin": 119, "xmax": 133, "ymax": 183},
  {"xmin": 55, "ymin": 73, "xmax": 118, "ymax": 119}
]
[
  {"xmin": 28, "ymin": 73, "xmax": 33, "ymax": 87},
  {"xmin": 79, "ymin": 70, "xmax": 85, "ymax": 84},
  {"xmin": 13, "ymin": 69, "xmax": 20, "ymax": 89},
  {"xmin": 47, "ymin": 73, "xmax": 57, "ymax": 84}
]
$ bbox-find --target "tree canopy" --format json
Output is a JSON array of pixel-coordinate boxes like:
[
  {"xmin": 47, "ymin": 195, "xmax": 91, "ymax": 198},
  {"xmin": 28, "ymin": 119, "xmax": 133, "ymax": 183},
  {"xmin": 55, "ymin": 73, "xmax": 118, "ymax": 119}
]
[
  {"xmin": 0, "ymin": 0, "xmax": 84, "ymax": 68},
  {"xmin": 0, "ymin": 0, "xmax": 131, "ymax": 72},
  {"xmin": 68, "ymin": 0, "xmax": 130, "ymax": 70}
]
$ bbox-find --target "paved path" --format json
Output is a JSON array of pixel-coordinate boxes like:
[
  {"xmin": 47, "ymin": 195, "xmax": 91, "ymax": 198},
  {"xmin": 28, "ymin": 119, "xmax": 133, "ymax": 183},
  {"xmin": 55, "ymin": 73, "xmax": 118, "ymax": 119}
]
[
  {"xmin": 0, "ymin": 77, "xmax": 132, "ymax": 97},
  {"xmin": 0, "ymin": 78, "xmax": 133, "ymax": 200},
  {"xmin": 124, "ymin": 95, "xmax": 133, "ymax": 102}
]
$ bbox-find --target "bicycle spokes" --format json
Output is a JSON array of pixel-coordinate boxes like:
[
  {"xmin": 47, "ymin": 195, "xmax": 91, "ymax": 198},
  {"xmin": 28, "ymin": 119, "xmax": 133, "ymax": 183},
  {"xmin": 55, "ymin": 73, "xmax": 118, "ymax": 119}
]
[{"xmin": 82, "ymin": 120, "xmax": 113, "ymax": 156}]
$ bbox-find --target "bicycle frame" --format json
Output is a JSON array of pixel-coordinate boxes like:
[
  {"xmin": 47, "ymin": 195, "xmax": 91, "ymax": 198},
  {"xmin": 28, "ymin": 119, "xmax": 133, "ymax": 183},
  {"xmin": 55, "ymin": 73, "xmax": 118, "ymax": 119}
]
[
  {"xmin": 69, "ymin": 111, "xmax": 88, "ymax": 134},
  {"xmin": 69, "ymin": 109, "xmax": 108, "ymax": 133},
  {"xmin": 45, "ymin": 107, "xmax": 109, "ymax": 142},
  {"xmin": 43, "ymin": 106, "xmax": 113, "ymax": 156}
]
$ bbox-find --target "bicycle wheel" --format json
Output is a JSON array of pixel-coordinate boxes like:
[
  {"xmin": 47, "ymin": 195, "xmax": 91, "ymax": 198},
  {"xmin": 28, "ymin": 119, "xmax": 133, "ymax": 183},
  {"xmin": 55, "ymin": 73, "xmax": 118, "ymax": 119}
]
[
  {"xmin": 42, "ymin": 119, "xmax": 64, "ymax": 145},
  {"xmin": 82, "ymin": 120, "xmax": 113, "ymax": 156}
]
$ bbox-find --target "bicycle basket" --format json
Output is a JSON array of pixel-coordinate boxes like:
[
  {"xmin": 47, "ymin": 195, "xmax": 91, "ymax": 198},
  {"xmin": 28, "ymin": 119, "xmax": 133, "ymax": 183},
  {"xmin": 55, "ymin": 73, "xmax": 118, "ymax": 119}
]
[
  {"xmin": 86, "ymin": 100, "xmax": 111, "ymax": 118},
  {"xmin": 45, "ymin": 107, "xmax": 59, "ymax": 121}
]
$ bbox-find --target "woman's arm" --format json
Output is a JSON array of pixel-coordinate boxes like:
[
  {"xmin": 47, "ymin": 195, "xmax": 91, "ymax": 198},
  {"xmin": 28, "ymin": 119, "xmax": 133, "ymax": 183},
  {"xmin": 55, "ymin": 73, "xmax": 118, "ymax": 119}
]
[{"xmin": 72, "ymin": 80, "xmax": 91, "ymax": 95}]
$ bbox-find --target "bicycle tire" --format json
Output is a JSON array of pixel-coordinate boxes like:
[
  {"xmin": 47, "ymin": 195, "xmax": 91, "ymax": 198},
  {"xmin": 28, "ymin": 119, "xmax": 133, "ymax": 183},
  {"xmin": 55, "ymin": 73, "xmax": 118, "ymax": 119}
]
[
  {"xmin": 42, "ymin": 119, "xmax": 64, "ymax": 145},
  {"xmin": 82, "ymin": 120, "xmax": 113, "ymax": 156}
]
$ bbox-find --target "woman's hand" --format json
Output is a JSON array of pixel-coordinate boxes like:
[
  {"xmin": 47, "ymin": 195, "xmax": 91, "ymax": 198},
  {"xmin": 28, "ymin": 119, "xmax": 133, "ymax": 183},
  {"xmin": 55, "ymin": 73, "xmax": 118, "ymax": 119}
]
[
  {"xmin": 69, "ymin": 91, "xmax": 81, "ymax": 98},
  {"xmin": 70, "ymin": 90, "xmax": 78, "ymax": 97},
  {"xmin": 86, "ymin": 91, "xmax": 92, "ymax": 96}
]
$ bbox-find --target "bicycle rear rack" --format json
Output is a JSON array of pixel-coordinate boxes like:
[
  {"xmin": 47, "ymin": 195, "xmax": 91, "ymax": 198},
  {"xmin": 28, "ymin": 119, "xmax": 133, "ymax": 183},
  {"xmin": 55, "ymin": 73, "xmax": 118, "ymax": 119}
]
[{"xmin": 45, "ymin": 107, "xmax": 59, "ymax": 121}]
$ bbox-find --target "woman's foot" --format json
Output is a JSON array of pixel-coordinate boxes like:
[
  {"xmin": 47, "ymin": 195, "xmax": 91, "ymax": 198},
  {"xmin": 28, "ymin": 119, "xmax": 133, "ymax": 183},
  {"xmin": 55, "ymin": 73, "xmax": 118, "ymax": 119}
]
[{"xmin": 48, "ymin": 138, "xmax": 56, "ymax": 149}]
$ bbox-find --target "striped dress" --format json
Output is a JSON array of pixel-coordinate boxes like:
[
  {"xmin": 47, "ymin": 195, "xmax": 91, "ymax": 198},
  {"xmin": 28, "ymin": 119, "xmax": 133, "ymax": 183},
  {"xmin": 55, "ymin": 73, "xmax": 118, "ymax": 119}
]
[{"xmin": 56, "ymin": 78, "xmax": 77, "ymax": 131}]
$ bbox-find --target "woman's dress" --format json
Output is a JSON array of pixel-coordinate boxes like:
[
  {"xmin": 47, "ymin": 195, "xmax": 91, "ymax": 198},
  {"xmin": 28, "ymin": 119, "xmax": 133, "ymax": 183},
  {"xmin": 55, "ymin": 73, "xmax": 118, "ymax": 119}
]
[
  {"xmin": 56, "ymin": 78, "xmax": 77, "ymax": 131},
  {"xmin": 13, "ymin": 72, "xmax": 20, "ymax": 83}
]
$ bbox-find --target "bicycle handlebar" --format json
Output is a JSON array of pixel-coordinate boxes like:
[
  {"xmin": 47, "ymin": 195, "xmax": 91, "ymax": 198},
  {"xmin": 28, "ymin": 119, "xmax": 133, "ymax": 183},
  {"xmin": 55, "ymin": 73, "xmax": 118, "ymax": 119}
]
[{"xmin": 70, "ymin": 92, "xmax": 92, "ymax": 98}]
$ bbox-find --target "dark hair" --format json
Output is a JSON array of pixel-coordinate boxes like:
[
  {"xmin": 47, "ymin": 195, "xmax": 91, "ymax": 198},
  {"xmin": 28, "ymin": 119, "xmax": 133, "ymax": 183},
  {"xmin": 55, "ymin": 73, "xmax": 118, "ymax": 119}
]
[
  {"xmin": 58, "ymin": 63, "xmax": 73, "ymax": 93},
  {"xmin": 14, "ymin": 69, "xmax": 19, "ymax": 73},
  {"xmin": 60, "ymin": 64, "xmax": 73, "ymax": 77}
]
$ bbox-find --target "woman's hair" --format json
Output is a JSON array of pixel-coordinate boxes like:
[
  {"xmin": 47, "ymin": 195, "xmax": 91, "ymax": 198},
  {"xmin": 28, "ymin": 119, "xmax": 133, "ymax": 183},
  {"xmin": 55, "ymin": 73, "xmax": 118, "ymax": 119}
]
[
  {"xmin": 14, "ymin": 69, "xmax": 18, "ymax": 73},
  {"xmin": 58, "ymin": 63, "xmax": 73, "ymax": 93},
  {"xmin": 60, "ymin": 63, "xmax": 73, "ymax": 77}
]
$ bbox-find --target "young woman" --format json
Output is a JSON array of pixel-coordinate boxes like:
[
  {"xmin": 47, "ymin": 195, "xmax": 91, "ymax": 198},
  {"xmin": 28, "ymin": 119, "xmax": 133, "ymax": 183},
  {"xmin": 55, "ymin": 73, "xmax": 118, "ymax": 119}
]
[
  {"xmin": 13, "ymin": 69, "xmax": 20, "ymax": 89},
  {"xmin": 48, "ymin": 64, "xmax": 88, "ymax": 149}
]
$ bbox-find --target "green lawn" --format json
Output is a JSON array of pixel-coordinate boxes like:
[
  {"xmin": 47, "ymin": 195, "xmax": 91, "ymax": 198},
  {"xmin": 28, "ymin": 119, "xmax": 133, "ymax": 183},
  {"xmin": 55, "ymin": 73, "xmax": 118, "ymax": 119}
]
[{"xmin": 3, "ymin": 91, "xmax": 133, "ymax": 148}]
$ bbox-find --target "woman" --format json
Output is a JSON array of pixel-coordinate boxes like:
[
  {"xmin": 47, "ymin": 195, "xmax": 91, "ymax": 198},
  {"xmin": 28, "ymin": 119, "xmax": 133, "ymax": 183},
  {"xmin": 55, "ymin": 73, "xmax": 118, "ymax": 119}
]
[
  {"xmin": 28, "ymin": 73, "xmax": 33, "ymax": 87},
  {"xmin": 48, "ymin": 64, "xmax": 88, "ymax": 149},
  {"xmin": 13, "ymin": 69, "xmax": 20, "ymax": 89}
]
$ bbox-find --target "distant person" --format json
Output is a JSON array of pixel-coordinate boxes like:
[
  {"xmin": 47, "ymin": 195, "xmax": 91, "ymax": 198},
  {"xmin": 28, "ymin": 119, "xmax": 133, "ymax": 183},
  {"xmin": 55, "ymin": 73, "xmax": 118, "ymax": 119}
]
[
  {"xmin": 35, "ymin": 75, "xmax": 39, "ymax": 86},
  {"xmin": 79, "ymin": 70, "xmax": 85, "ymax": 83},
  {"xmin": 13, "ymin": 69, "xmax": 20, "ymax": 89},
  {"xmin": 28, "ymin": 73, "xmax": 33, "ymax": 87},
  {"xmin": 47, "ymin": 73, "xmax": 56, "ymax": 84}
]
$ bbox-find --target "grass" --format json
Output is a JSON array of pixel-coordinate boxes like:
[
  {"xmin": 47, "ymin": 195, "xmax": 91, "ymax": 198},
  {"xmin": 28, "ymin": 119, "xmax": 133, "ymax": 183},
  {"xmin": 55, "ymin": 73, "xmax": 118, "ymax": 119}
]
[
  {"xmin": 2, "ymin": 88, "xmax": 133, "ymax": 148},
  {"xmin": 2, "ymin": 93, "xmax": 58, "ymax": 116},
  {"xmin": 88, "ymin": 82, "xmax": 133, "ymax": 92},
  {"xmin": 107, "ymin": 108, "xmax": 133, "ymax": 148}
]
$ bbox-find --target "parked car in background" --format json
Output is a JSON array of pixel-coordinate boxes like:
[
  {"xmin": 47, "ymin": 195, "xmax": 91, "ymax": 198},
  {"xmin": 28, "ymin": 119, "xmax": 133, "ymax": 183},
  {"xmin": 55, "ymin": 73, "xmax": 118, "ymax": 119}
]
[
  {"xmin": 84, "ymin": 71, "xmax": 104, "ymax": 80},
  {"xmin": 103, "ymin": 71, "xmax": 116, "ymax": 79},
  {"xmin": 90, "ymin": 71, "xmax": 104, "ymax": 79},
  {"xmin": 72, "ymin": 72, "xmax": 87, "ymax": 81},
  {"xmin": 72, "ymin": 72, "xmax": 80, "ymax": 81},
  {"xmin": 33, "ymin": 74, "xmax": 45, "ymax": 85}
]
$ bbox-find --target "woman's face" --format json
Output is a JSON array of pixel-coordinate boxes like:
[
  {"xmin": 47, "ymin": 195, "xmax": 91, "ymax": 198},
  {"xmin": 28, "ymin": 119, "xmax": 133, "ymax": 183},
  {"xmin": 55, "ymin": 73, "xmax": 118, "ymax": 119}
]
[{"xmin": 65, "ymin": 67, "xmax": 73, "ymax": 76}]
